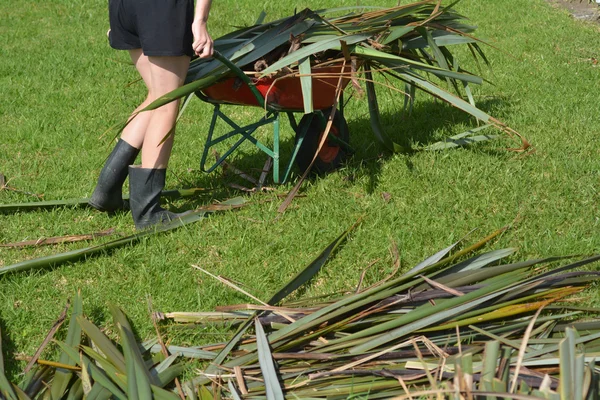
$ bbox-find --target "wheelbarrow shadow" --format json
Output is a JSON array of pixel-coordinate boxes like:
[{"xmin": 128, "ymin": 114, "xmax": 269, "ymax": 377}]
[
  {"xmin": 0, "ymin": 316, "xmax": 20, "ymax": 380},
  {"xmin": 339, "ymin": 96, "xmax": 513, "ymax": 194},
  {"xmin": 175, "ymin": 96, "xmax": 512, "ymax": 204}
]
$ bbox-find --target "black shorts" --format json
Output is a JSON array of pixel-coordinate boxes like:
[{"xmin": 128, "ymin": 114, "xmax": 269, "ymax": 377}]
[{"xmin": 108, "ymin": 0, "xmax": 194, "ymax": 57}]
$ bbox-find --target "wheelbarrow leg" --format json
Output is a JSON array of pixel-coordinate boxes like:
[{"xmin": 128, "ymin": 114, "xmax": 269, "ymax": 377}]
[
  {"xmin": 273, "ymin": 114, "xmax": 280, "ymax": 184},
  {"xmin": 200, "ymin": 104, "xmax": 222, "ymax": 173},
  {"xmin": 283, "ymin": 112, "xmax": 313, "ymax": 183},
  {"xmin": 200, "ymin": 105, "xmax": 278, "ymax": 174}
]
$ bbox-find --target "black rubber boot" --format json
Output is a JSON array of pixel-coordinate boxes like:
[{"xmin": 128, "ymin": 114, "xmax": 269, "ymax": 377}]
[
  {"xmin": 128, "ymin": 166, "xmax": 180, "ymax": 230},
  {"xmin": 89, "ymin": 139, "xmax": 139, "ymax": 212}
]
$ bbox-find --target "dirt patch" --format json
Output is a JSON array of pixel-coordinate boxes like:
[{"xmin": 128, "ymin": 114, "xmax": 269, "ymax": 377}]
[{"xmin": 547, "ymin": 0, "xmax": 600, "ymax": 23}]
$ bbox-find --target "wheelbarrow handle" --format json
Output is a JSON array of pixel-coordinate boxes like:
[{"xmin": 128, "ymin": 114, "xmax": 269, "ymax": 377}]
[{"xmin": 212, "ymin": 50, "xmax": 267, "ymax": 109}]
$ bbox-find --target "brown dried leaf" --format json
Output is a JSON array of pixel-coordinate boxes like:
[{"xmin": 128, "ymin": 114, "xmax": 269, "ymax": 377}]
[
  {"xmin": 0, "ymin": 229, "xmax": 116, "ymax": 249},
  {"xmin": 24, "ymin": 300, "xmax": 70, "ymax": 374}
]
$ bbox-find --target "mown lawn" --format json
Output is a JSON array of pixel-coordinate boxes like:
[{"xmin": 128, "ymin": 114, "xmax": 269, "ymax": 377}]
[{"xmin": 1, "ymin": 0, "xmax": 599, "ymax": 379}]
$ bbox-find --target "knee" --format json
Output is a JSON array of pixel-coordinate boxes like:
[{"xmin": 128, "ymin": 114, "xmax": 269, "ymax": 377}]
[{"xmin": 144, "ymin": 93, "xmax": 180, "ymax": 113}]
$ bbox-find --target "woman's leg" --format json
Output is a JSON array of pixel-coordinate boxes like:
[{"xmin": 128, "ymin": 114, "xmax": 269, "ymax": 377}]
[
  {"xmin": 140, "ymin": 55, "xmax": 191, "ymax": 168},
  {"xmin": 127, "ymin": 55, "xmax": 191, "ymax": 229},
  {"xmin": 120, "ymin": 49, "xmax": 154, "ymax": 149}
]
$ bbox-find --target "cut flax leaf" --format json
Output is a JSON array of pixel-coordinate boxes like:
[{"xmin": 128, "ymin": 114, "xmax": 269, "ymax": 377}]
[
  {"xmin": 228, "ymin": 379, "xmax": 243, "ymax": 400},
  {"xmin": 0, "ymin": 228, "xmax": 116, "ymax": 249},
  {"xmin": 0, "ymin": 187, "xmax": 210, "ymax": 214},
  {"xmin": 79, "ymin": 353, "xmax": 93, "ymax": 396},
  {"xmin": 173, "ymin": 227, "xmax": 600, "ymax": 398},
  {"xmin": 58, "ymin": 341, "xmax": 128, "ymax": 400},
  {"xmin": 406, "ymin": 239, "xmax": 460, "ymax": 275},
  {"xmin": 4, "ymin": 228, "xmax": 600, "ymax": 398},
  {"xmin": 76, "ymin": 316, "xmax": 127, "ymax": 373},
  {"xmin": 23, "ymin": 300, "xmax": 70, "ymax": 374},
  {"xmin": 267, "ymin": 218, "xmax": 359, "ymax": 305},
  {"xmin": 255, "ymin": 318, "xmax": 284, "ymax": 400},
  {"xmin": 183, "ymin": 221, "xmax": 357, "ymax": 390},
  {"xmin": 277, "ymin": 59, "xmax": 346, "ymax": 214},
  {"xmin": 510, "ymin": 305, "xmax": 546, "ymax": 393},
  {"xmin": 365, "ymin": 64, "xmax": 407, "ymax": 153},
  {"xmin": 424, "ymin": 124, "xmax": 497, "ymax": 151},
  {"xmin": 298, "ymin": 57, "xmax": 313, "ymax": 114},
  {"xmin": 110, "ymin": 305, "xmax": 155, "ymax": 399},
  {"xmin": 0, "ymin": 197, "xmax": 245, "ymax": 277},
  {"xmin": 0, "ymin": 329, "xmax": 4, "ymax": 376},
  {"xmin": 0, "ymin": 332, "xmax": 18, "ymax": 400}
]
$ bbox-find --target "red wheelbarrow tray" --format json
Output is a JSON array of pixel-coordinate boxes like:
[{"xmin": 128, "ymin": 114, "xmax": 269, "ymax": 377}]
[{"xmin": 201, "ymin": 63, "xmax": 352, "ymax": 111}]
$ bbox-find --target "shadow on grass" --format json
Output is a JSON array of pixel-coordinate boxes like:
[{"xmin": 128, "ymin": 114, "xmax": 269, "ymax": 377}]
[
  {"xmin": 345, "ymin": 96, "xmax": 511, "ymax": 193},
  {"xmin": 181, "ymin": 96, "xmax": 511, "ymax": 196},
  {"xmin": 0, "ymin": 316, "xmax": 20, "ymax": 381}
]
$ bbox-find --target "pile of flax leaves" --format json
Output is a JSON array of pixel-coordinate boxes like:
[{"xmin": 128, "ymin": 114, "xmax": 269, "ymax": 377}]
[{"xmin": 3, "ymin": 226, "xmax": 600, "ymax": 399}]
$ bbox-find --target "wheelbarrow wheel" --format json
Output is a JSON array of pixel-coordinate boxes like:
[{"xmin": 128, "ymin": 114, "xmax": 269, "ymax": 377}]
[{"xmin": 295, "ymin": 108, "xmax": 350, "ymax": 175}]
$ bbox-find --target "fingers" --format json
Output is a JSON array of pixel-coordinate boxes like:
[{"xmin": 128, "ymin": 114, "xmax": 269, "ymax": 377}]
[
  {"xmin": 193, "ymin": 38, "xmax": 213, "ymax": 58},
  {"xmin": 199, "ymin": 40, "xmax": 213, "ymax": 58}
]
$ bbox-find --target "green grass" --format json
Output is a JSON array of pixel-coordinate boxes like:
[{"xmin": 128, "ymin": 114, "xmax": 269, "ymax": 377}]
[{"xmin": 1, "ymin": 0, "xmax": 600, "ymax": 380}]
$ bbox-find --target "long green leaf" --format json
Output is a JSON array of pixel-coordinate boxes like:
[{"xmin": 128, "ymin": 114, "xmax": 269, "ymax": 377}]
[
  {"xmin": 0, "ymin": 328, "xmax": 4, "ymax": 377},
  {"xmin": 150, "ymin": 385, "xmax": 181, "ymax": 400},
  {"xmin": 298, "ymin": 57, "xmax": 313, "ymax": 114},
  {"xmin": 440, "ymin": 248, "xmax": 518, "ymax": 276},
  {"xmin": 51, "ymin": 291, "xmax": 83, "ymax": 400},
  {"xmin": 418, "ymin": 26, "xmax": 452, "ymax": 89},
  {"xmin": 406, "ymin": 240, "xmax": 461, "ymax": 275},
  {"xmin": 0, "ymin": 330, "xmax": 18, "ymax": 400},
  {"xmin": 259, "ymin": 231, "xmax": 507, "ymax": 353},
  {"xmin": 559, "ymin": 330, "xmax": 574, "ymax": 400},
  {"xmin": 424, "ymin": 124, "xmax": 496, "ymax": 150},
  {"xmin": 184, "ymin": 318, "xmax": 254, "ymax": 390},
  {"xmin": 364, "ymin": 65, "xmax": 406, "ymax": 153},
  {"xmin": 404, "ymin": 33, "xmax": 477, "ymax": 49},
  {"xmin": 267, "ymin": 220, "xmax": 356, "ymax": 305},
  {"xmin": 152, "ymin": 353, "xmax": 179, "ymax": 375},
  {"xmin": 22, "ymin": 367, "xmax": 50, "ymax": 399},
  {"xmin": 383, "ymin": 25, "xmax": 415, "ymax": 45},
  {"xmin": 228, "ymin": 380, "xmax": 243, "ymax": 400},
  {"xmin": 255, "ymin": 318, "xmax": 284, "ymax": 400},
  {"xmin": 76, "ymin": 316, "xmax": 127, "ymax": 373},
  {"xmin": 55, "ymin": 341, "xmax": 127, "ymax": 400},
  {"xmin": 349, "ymin": 271, "xmax": 528, "ymax": 353},
  {"xmin": 354, "ymin": 46, "xmax": 484, "ymax": 84},
  {"xmin": 147, "ymin": 344, "xmax": 216, "ymax": 360},
  {"xmin": 186, "ymin": 221, "xmax": 356, "ymax": 389},
  {"xmin": 110, "ymin": 305, "xmax": 154, "ymax": 400},
  {"xmin": 80, "ymin": 345, "xmax": 126, "ymax": 389},
  {"xmin": 394, "ymin": 69, "xmax": 490, "ymax": 121},
  {"xmin": 260, "ymin": 31, "xmax": 376, "ymax": 76},
  {"xmin": 155, "ymin": 365, "xmax": 185, "ymax": 388},
  {"xmin": 85, "ymin": 384, "xmax": 113, "ymax": 400},
  {"xmin": 65, "ymin": 379, "xmax": 84, "ymax": 400},
  {"xmin": 0, "ymin": 188, "xmax": 209, "ymax": 214}
]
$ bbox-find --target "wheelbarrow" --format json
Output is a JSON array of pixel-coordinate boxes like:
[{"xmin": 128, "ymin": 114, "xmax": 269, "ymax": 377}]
[{"xmin": 194, "ymin": 52, "xmax": 353, "ymax": 184}]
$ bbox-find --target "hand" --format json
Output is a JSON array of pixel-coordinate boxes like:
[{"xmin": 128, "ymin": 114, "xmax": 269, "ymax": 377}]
[{"xmin": 191, "ymin": 20, "xmax": 213, "ymax": 58}]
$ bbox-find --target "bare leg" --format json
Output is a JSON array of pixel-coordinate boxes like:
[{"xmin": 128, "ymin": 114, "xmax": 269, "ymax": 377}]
[
  {"xmin": 120, "ymin": 49, "xmax": 154, "ymax": 149},
  {"xmin": 141, "ymin": 55, "xmax": 190, "ymax": 168},
  {"xmin": 123, "ymin": 55, "xmax": 191, "ymax": 229}
]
